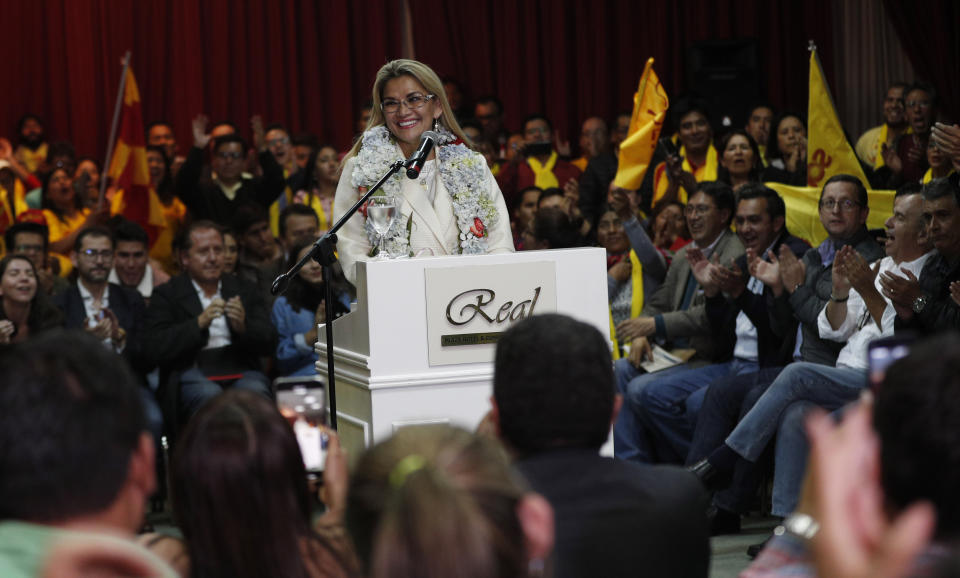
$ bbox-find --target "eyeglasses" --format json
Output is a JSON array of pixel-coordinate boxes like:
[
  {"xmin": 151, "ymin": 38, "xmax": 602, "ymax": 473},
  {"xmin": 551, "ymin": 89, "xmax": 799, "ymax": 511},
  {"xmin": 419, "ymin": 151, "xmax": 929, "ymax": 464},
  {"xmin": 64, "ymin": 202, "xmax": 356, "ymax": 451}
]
[
  {"xmin": 381, "ymin": 93, "xmax": 436, "ymax": 115},
  {"xmin": 216, "ymin": 151, "xmax": 243, "ymax": 160},
  {"xmin": 684, "ymin": 204, "xmax": 713, "ymax": 216},
  {"xmin": 80, "ymin": 248, "xmax": 114, "ymax": 260},
  {"xmin": 819, "ymin": 198, "xmax": 861, "ymax": 212}
]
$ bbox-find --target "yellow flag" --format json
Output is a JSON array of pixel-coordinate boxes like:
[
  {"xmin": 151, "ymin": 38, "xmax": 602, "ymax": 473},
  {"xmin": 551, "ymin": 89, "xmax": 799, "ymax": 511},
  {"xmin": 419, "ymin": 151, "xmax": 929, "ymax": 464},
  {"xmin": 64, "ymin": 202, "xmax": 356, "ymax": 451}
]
[
  {"xmin": 614, "ymin": 58, "xmax": 669, "ymax": 189},
  {"xmin": 806, "ymin": 49, "xmax": 870, "ymax": 188}
]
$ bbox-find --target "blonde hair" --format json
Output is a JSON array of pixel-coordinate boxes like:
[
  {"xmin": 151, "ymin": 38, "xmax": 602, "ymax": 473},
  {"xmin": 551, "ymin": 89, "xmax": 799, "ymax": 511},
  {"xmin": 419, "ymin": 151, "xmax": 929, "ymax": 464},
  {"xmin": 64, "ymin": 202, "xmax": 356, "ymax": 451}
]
[
  {"xmin": 346, "ymin": 425, "xmax": 529, "ymax": 578},
  {"xmin": 345, "ymin": 59, "xmax": 469, "ymax": 161}
]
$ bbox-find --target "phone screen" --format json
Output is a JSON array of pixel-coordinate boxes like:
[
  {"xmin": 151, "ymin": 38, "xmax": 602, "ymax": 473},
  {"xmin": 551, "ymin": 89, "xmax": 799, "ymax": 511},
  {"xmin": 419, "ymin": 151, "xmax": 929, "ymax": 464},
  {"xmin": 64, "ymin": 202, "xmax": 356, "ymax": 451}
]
[{"xmin": 275, "ymin": 376, "xmax": 328, "ymax": 472}]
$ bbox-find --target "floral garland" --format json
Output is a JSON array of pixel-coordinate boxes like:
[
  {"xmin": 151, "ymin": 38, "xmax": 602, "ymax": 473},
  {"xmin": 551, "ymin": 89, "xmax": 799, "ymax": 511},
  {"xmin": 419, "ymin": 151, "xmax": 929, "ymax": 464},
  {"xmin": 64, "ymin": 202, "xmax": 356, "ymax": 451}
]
[{"xmin": 351, "ymin": 125, "xmax": 499, "ymax": 256}]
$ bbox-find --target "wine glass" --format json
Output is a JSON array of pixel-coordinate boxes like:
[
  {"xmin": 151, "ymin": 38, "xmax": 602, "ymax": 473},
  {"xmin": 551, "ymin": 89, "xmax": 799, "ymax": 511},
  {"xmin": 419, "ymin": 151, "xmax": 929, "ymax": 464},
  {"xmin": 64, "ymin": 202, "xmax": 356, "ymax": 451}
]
[{"xmin": 367, "ymin": 196, "xmax": 397, "ymax": 260}]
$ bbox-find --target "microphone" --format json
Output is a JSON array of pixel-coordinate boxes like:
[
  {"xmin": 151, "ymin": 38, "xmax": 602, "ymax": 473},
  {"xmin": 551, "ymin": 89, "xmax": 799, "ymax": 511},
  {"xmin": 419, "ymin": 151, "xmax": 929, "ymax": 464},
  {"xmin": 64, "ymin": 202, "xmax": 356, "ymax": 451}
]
[{"xmin": 405, "ymin": 131, "xmax": 439, "ymax": 179}]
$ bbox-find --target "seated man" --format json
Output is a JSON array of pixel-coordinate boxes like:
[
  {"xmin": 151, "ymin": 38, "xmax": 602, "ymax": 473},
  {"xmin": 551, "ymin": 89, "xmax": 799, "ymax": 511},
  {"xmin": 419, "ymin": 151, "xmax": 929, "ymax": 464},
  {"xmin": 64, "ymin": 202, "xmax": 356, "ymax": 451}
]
[
  {"xmin": 636, "ymin": 184, "xmax": 808, "ymax": 464},
  {"xmin": 693, "ymin": 183, "xmax": 935, "ymax": 507},
  {"xmin": 144, "ymin": 221, "xmax": 275, "ymax": 419},
  {"xmin": 232, "ymin": 203, "xmax": 284, "ymax": 307},
  {"xmin": 613, "ymin": 181, "xmax": 744, "ymax": 463},
  {"xmin": 108, "ymin": 218, "xmax": 171, "ymax": 304},
  {"xmin": 496, "ymin": 113, "xmax": 581, "ymax": 208},
  {"xmin": 0, "ymin": 332, "xmax": 175, "ymax": 577},
  {"xmin": 489, "ymin": 314, "xmax": 709, "ymax": 578}
]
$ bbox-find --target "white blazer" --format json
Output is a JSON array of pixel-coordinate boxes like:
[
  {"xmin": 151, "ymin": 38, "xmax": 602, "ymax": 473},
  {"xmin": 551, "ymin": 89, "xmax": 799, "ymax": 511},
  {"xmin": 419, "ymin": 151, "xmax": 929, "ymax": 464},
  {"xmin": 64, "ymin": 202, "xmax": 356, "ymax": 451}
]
[{"xmin": 333, "ymin": 154, "xmax": 515, "ymax": 284}]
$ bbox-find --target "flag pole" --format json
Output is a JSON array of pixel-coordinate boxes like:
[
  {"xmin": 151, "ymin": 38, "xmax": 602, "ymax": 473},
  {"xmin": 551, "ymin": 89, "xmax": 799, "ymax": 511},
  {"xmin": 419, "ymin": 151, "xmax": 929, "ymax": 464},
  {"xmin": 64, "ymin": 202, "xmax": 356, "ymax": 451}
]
[{"xmin": 100, "ymin": 51, "xmax": 132, "ymax": 211}]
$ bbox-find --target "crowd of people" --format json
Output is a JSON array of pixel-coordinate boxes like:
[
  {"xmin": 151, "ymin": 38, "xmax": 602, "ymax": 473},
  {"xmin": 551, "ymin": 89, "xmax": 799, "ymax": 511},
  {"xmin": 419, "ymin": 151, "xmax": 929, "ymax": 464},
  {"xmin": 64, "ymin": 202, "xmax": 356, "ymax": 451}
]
[{"xmin": 1, "ymin": 55, "xmax": 960, "ymax": 577}]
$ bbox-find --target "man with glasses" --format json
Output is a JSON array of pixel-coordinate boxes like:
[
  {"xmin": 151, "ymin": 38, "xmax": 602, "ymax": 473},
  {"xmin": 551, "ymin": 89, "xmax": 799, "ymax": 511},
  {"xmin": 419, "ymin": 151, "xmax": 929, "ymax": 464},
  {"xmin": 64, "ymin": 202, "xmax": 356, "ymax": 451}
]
[
  {"xmin": 53, "ymin": 226, "xmax": 162, "ymax": 444},
  {"xmin": 611, "ymin": 181, "xmax": 744, "ymax": 463},
  {"xmin": 176, "ymin": 118, "xmax": 286, "ymax": 227},
  {"xmin": 877, "ymin": 82, "xmax": 938, "ymax": 187},
  {"xmin": 496, "ymin": 113, "xmax": 581, "ymax": 208}
]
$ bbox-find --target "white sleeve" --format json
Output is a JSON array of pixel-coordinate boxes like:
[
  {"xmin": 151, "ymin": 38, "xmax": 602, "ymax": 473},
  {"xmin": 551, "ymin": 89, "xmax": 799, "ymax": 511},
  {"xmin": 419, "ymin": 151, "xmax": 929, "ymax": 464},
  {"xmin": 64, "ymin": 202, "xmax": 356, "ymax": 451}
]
[
  {"xmin": 818, "ymin": 288, "xmax": 864, "ymax": 342},
  {"xmin": 332, "ymin": 157, "xmax": 371, "ymax": 285}
]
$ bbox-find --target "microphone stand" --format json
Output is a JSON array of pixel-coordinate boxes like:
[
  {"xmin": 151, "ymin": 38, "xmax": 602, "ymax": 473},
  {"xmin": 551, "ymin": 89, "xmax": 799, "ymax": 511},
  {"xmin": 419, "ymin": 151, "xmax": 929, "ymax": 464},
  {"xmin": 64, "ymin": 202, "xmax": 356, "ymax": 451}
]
[{"xmin": 272, "ymin": 159, "xmax": 405, "ymax": 431}]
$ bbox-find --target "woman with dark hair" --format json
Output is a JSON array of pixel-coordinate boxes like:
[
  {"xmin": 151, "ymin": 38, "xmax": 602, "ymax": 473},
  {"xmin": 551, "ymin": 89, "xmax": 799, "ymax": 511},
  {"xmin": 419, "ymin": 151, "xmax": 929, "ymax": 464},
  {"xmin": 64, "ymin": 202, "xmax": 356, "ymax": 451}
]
[
  {"xmin": 346, "ymin": 424, "xmax": 553, "ymax": 578},
  {"xmin": 153, "ymin": 390, "xmax": 357, "ymax": 578},
  {"xmin": 717, "ymin": 129, "xmax": 762, "ymax": 192},
  {"xmin": 41, "ymin": 167, "xmax": 108, "ymax": 255},
  {"xmin": 762, "ymin": 112, "xmax": 808, "ymax": 185},
  {"xmin": 647, "ymin": 199, "xmax": 690, "ymax": 266},
  {"xmin": 0, "ymin": 254, "xmax": 63, "ymax": 345},
  {"xmin": 271, "ymin": 242, "xmax": 351, "ymax": 377}
]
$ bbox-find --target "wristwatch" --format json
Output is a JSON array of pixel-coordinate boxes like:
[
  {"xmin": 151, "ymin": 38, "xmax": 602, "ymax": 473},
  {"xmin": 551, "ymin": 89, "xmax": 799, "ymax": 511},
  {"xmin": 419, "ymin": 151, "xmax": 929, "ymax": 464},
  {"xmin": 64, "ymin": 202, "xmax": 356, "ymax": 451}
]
[
  {"xmin": 773, "ymin": 512, "xmax": 820, "ymax": 541},
  {"xmin": 912, "ymin": 294, "xmax": 929, "ymax": 314}
]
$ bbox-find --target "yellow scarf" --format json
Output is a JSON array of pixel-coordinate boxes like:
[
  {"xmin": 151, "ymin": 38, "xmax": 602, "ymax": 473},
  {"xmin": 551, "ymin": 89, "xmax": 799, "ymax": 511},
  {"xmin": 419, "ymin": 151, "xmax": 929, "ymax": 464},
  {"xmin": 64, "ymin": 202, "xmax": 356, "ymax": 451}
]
[
  {"xmin": 652, "ymin": 143, "xmax": 719, "ymax": 206},
  {"xmin": 16, "ymin": 143, "xmax": 48, "ymax": 174},
  {"xmin": 269, "ymin": 190, "xmax": 330, "ymax": 237},
  {"xmin": 874, "ymin": 124, "xmax": 912, "ymax": 169},
  {"xmin": 923, "ymin": 168, "xmax": 955, "ymax": 184},
  {"xmin": 527, "ymin": 151, "xmax": 560, "ymax": 189},
  {"xmin": 609, "ymin": 250, "xmax": 644, "ymax": 360}
]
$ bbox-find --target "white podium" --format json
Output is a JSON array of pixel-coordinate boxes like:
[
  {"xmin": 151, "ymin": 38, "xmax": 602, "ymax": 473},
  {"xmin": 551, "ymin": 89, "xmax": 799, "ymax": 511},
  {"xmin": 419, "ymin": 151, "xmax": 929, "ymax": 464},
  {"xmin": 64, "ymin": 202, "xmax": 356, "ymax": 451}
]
[{"xmin": 315, "ymin": 247, "xmax": 608, "ymax": 459}]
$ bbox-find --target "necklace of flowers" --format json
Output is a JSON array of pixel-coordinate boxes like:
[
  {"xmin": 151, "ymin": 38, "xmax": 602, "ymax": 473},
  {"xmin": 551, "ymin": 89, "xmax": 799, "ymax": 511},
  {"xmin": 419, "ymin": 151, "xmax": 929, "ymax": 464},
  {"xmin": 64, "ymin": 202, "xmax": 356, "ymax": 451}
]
[{"xmin": 351, "ymin": 125, "xmax": 499, "ymax": 256}]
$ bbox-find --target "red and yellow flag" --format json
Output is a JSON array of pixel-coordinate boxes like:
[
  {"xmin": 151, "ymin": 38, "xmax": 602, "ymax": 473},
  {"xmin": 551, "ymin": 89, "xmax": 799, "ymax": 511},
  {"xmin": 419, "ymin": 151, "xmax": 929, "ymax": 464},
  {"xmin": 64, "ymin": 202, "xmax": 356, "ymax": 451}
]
[
  {"xmin": 614, "ymin": 58, "xmax": 669, "ymax": 190},
  {"xmin": 107, "ymin": 67, "xmax": 165, "ymax": 245}
]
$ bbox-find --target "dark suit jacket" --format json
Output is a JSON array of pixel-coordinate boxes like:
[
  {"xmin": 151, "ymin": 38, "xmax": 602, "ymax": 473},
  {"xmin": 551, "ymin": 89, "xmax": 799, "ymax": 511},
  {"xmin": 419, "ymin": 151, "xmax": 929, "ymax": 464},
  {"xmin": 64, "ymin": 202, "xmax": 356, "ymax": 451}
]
[
  {"xmin": 53, "ymin": 282, "xmax": 147, "ymax": 373},
  {"xmin": 143, "ymin": 273, "xmax": 275, "ymax": 376},
  {"xmin": 516, "ymin": 449, "xmax": 710, "ymax": 578},
  {"xmin": 705, "ymin": 232, "xmax": 810, "ymax": 367},
  {"xmin": 175, "ymin": 146, "xmax": 286, "ymax": 226}
]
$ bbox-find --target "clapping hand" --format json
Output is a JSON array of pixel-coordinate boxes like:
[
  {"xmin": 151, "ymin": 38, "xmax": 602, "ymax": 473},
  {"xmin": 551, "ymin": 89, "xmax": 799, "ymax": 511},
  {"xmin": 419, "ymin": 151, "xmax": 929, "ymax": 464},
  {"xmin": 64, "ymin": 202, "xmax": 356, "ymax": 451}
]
[
  {"xmin": 880, "ymin": 143, "xmax": 903, "ymax": 174},
  {"xmin": 0, "ymin": 320, "xmax": 15, "ymax": 344},
  {"xmin": 687, "ymin": 247, "xmax": 720, "ymax": 296},
  {"xmin": 224, "ymin": 296, "xmax": 246, "ymax": 333},
  {"xmin": 878, "ymin": 268, "xmax": 922, "ymax": 319},
  {"xmin": 198, "ymin": 297, "xmax": 225, "ymax": 329},
  {"xmin": 748, "ymin": 248, "xmax": 782, "ymax": 294},
  {"xmin": 778, "ymin": 244, "xmax": 806, "ymax": 294}
]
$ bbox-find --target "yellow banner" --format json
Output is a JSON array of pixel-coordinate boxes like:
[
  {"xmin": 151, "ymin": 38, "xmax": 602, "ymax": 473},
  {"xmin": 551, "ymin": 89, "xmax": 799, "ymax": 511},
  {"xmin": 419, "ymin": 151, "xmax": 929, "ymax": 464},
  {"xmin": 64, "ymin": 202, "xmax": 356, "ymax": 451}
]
[
  {"xmin": 767, "ymin": 182, "xmax": 895, "ymax": 247},
  {"xmin": 614, "ymin": 58, "xmax": 669, "ymax": 189},
  {"xmin": 806, "ymin": 49, "xmax": 870, "ymax": 188}
]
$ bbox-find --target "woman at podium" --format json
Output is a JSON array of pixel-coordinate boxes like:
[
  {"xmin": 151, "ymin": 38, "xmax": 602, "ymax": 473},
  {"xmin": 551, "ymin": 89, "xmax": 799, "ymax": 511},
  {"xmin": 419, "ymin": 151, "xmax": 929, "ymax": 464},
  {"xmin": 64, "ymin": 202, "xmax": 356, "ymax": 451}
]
[{"xmin": 333, "ymin": 59, "xmax": 514, "ymax": 284}]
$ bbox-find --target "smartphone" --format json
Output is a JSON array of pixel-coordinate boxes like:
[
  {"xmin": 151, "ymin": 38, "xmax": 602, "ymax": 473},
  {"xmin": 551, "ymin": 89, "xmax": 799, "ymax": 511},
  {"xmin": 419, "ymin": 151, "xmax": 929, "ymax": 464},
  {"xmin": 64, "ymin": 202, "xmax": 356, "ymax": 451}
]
[
  {"xmin": 524, "ymin": 142, "xmax": 553, "ymax": 158},
  {"xmin": 275, "ymin": 375, "xmax": 328, "ymax": 472},
  {"xmin": 867, "ymin": 334, "xmax": 915, "ymax": 389},
  {"xmin": 658, "ymin": 137, "xmax": 679, "ymax": 158}
]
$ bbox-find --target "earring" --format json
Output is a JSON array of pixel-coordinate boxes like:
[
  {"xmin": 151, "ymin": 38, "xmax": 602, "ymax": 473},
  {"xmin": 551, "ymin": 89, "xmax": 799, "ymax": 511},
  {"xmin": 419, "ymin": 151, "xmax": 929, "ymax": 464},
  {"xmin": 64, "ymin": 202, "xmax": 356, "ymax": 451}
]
[{"xmin": 434, "ymin": 118, "xmax": 440, "ymax": 132}]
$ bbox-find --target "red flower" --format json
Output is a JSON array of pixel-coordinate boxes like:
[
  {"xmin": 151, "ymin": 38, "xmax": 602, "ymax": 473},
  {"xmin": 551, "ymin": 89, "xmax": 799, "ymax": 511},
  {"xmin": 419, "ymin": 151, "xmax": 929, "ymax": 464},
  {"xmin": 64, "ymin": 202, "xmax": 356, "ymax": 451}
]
[{"xmin": 470, "ymin": 217, "xmax": 486, "ymax": 237}]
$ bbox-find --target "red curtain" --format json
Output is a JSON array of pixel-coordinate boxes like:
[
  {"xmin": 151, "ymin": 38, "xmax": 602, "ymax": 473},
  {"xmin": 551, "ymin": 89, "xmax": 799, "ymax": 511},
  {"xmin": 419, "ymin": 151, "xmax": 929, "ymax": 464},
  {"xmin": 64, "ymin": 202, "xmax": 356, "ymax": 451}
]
[
  {"xmin": 881, "ymin": 0, "xmax": 959, "ymax": 122},
  {"xmin": 407, "ymin": 0, "xmax": 835, "ymax": 144},
  {"xmin": 0, "ymin": 0, "xmax": 403, "ymax": 161}
]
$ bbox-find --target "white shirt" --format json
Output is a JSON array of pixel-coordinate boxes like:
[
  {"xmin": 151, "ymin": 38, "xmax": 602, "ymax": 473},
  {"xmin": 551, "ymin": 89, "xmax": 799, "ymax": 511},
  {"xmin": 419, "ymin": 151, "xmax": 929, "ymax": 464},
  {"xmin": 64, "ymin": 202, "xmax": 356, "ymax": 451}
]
[
  {"xmin": 191, "ymin": 279, "xmax": 231, "ymax": 350},
  {"xmin": 732, "ymin": 238, "xmax": 778, "ymax": 363},
  {"xmin": 78, "ymin": 281, "xmax": 122, "ymax": 352},
  {"xmin": 109, "ymin": 265, "xmax": 155, "ymax": 299},
  {"xmin": 817, "ymin": 251, "xmax": 934, "ymax": 369}
]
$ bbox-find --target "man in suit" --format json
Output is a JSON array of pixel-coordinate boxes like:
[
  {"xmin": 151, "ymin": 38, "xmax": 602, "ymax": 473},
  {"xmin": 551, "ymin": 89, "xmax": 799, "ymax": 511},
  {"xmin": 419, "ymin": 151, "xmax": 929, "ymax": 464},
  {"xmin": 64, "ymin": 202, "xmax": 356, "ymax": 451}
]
[
  {"xmin": 488, "ymin": 314, "xmax": 709, "ymax": 578},
  {"xmin": 613, "ymin": 181, "xmax": 745, "ymax": 462},
  {"xmin": 144, "ymin": 220, "xmax": 275, "ymax": 419},
  {"xmin": 53, "ymin": 226, "xmax": 162, "ymax": 443}
]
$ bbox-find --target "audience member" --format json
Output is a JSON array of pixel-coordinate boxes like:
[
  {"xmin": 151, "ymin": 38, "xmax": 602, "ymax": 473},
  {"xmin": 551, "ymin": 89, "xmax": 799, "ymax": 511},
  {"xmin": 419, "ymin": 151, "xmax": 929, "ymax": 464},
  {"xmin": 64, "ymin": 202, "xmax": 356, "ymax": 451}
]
[
  {"xmin": 13, "ymin": 114, "xmax": 47, "ymax": 175},
  {"xmin": 932, "ymin": 122, "xmax": 960, "ymax": 171},
  {"xmin": 651, "ymin": 98, "xmax": 718, "ymax": 208},
  {"xmin": 744, "ymin": 104, "xmax": 775, "ymax": 162},
  {"xmin": 924, "ymin": 137, "xmax": 955, "ymax": 183},
  {"xmin": 522, "ymin": 206, "xmax": 582, "ymax": 250},
  {"xmin": 346, "ymin": 424, "xmax": 554, "ymax": 578},
  {"xmin": 108, "ymin": 218, "xmax": 171, "ymax": 303},
  {"xmin": 887, "ymin": 175, "xmax": 960, "ymax": 332},
  {"xmin": 0, "ymin": 331, "xmax": 175, "ymax": 577},
  {"xmin": 271, "ymin": 241, "xmax": 351, "ymax": 377},
  {"xmin": 146, "ymin": 144, "xmax": 187, "ymax": 274},
  {"xmin": 354, "ymin": 100, "xmax": 373, "ymax": 138},
  {"xmin": 24, "ymin": 141, "xmax": 79, "ymax": 210},
  {"xmin": 279, "ymin": 203, "xmax": 321, "ymax": 256},
  {"xmin": 147, "ymin": 120, "xmax": 185, "ymax": 176},
  {"xmin": 606, "ymin": 185, "xmax": 669, "ymax": 312},
  {"xmin": 291, "ymin": 132, "xmax": 319, "ymax": 171},
  {"xmin": 876, "ymin": 82, "xmax": 937, "ymax": 187},
  {"xmin": 762, "ymin": 112, "xmax": 807, "ymax": 185},
  {"xmin": 0, "ymin": 137, "xmax": 40, "ymax": 214},
  {"xmin": 497, "ymin": 113, "xmax": 581, "ymax": 208},
  {"xmin": 855, "ymin": 82, "xmax": 909, "ymax": 170},
  {"xmin": 474, "ymin": 95, "xmax": 509, "ymax": 157},
  {"xmin": 175, "ymin": 116, "xmax": 286, "ymax": 226},
  {"xmin": 610, "ymin": 111, "xmax": 631, "ymax": 154},
  {"xmin": 612, "ymin": 181, "xmax": 743, "ymax": 462},
  {"xmin": 578, "ymin": 118, "xmax": 619, "ymax": 227},
  {"xmin": 221, "ymin": 229, "xmax": 240, "ymax": 275},
  {"xmin": 144, "ymin": 220, "xmax": 275, "ymax": 419},
  {"xmin": 745, "ymin": 336, "xmax": 960, "ymax": 577},
  {"xmin": 40, "ymin": 166, "xmax": 108, "ymax": 255},
  {"xmin": 511, "ymin": 185, "xmax": 541, "ymax": 249},
  {"xmin": 490, "ymin": 313, "xmax": 710, "ymax": 578},
  {"xmin": 572, "ymin": 116, "xmax": 609, "ymax": 171},
  {"xmin": 442, "ymin": 76, "xmax": 469, "ymax": 122},
  {"xmin": 73, "ymin": 157, "xmax": 102, "ymax": 209},
  {"xmin": 3, "ymin": 222, "xmax": 68, "ymax": 296},
  {"xmin": 148, "ymin": 390, "xmax": 357, "ymax": 578},
  {"xmin": 717, "ymin": 129, "xmax": 762, "ymax": 192},
  {"xmin": 647, "ymin": 199, "xmax": 690, "ymax": 266},
  {"xmin": 0, "ymin": 254, "xmax": 62, "ymax": 345}
]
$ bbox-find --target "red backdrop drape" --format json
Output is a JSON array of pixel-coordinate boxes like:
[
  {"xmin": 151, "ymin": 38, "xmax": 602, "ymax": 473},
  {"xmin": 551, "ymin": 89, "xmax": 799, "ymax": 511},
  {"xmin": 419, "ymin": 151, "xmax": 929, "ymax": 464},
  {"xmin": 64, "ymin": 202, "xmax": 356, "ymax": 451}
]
[
  {"xmin": 1, "ymin": 0, "xmax": 953, "ymax": 165},
  {"xmin": 0, "ymin": 0, "xmax": 402, "ymax": 160},
  {"xmin": 407, "ymin": 0, "xmax": 836, "ymax": 144}
]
